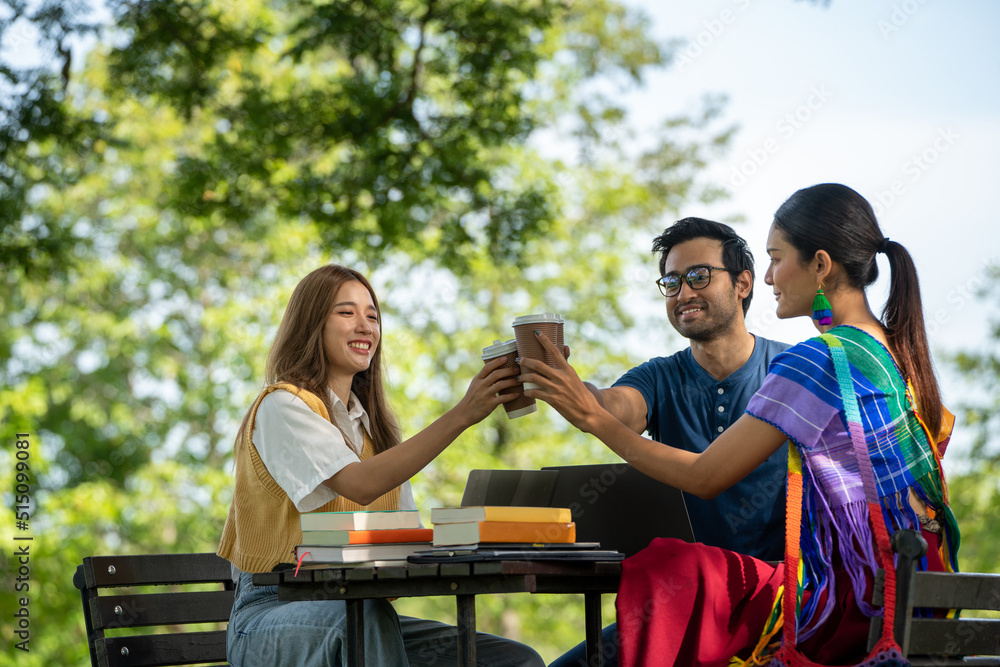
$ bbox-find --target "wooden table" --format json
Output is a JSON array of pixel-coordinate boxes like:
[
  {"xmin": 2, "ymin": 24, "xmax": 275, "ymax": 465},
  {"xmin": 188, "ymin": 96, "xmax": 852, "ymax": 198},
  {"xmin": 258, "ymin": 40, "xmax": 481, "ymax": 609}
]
[{"xmin": 254, "ymin": 559, "xmax": 622, "ymax": 667}]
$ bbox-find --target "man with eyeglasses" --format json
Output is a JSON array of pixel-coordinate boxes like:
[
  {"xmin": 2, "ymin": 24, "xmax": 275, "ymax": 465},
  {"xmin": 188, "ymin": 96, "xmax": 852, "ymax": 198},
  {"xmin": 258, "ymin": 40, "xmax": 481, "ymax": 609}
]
[{"xmin": 547, "ymin": 217, "xmax": 789, "ymax": 667}]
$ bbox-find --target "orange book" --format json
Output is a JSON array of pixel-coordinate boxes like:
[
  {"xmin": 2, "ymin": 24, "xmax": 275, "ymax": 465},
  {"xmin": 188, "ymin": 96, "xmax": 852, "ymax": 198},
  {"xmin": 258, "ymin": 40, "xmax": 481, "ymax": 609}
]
[
  {"xmin": 299, "ymin": 528, "xmax": 433, "ymax": 546},
  {"xmin": 433, "ymin": 521, "xmax": 575, "ymax": 547}
]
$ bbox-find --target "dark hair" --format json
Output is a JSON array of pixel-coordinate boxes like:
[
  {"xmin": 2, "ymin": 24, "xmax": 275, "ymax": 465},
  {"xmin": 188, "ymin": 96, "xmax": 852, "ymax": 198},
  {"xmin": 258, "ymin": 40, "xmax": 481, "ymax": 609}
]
[
  {"xmin": 772, "ymin": 183, "xmax": 942, "ymax": 437},
  {"xmin": 237, "ymin": 265, "xmax": 400, "ymax": 455},
  {"xmin": 652, "ymin": 217, "xmax": 755, "ymax": 316}
]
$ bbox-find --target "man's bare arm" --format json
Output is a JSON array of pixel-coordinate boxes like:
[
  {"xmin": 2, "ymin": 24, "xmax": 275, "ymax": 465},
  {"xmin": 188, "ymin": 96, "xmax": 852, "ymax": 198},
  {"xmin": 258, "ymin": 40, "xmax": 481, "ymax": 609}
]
[{"xmin": 584, "ymin": 383, "xmax": 647, "ymax": 434}]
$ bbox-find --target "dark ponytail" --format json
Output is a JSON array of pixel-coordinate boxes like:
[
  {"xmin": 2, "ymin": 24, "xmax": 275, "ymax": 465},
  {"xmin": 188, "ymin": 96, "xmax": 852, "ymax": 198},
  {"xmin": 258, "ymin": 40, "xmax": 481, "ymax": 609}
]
[
  {"xmin": 773, "ymin": 184, "xmax": 943, "ymax": 437},
  {"xmin": 880, "ymin": 240, "xmax": 942, "ymax": 437}
]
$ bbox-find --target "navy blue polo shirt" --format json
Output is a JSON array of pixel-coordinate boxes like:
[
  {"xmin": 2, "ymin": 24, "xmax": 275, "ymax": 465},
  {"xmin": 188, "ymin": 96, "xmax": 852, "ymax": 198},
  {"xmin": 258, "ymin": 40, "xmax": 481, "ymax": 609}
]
[{"xmin": 613, "ymin": 335, "xmax": 789, "ymax": 561}]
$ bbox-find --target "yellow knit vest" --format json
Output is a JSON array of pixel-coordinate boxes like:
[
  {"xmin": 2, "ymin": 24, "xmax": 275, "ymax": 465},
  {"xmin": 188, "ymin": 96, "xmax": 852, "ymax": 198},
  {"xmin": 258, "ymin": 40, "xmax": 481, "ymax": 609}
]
[{"xmin": 217, "ymin": 382, "xmax": 401, "ymax": 573}]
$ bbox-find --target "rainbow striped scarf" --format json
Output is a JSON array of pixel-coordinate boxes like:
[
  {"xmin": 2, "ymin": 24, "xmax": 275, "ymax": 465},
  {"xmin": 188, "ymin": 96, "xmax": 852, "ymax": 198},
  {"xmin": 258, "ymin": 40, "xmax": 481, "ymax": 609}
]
[{"xmin": 744, "ymin": 326, "xmax": 959, "ymax": 650}]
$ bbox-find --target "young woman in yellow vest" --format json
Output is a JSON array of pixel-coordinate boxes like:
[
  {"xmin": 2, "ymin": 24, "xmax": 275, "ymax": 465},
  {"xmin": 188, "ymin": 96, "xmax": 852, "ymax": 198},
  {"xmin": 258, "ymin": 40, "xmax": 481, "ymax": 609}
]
[{"xmin": 218, "ymin": 264, "xmax": 544, "ymax": 667}]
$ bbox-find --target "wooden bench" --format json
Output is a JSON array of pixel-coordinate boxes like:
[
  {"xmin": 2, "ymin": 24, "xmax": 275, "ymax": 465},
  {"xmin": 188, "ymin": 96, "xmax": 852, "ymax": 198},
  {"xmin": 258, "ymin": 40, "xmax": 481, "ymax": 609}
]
[
  {"xmin": 74, "ymin": 553, "xmax": 234, "ymax": 667},
  {"xmin": 869, "ymin": 529, "xmax": 1000, "ymax": 665}
]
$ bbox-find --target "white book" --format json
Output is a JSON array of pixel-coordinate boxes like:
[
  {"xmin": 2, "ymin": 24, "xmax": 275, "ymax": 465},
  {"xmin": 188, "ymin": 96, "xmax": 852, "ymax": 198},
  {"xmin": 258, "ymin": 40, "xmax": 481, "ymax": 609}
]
[
  {"xmin": 293, "ymin": 542, "xmax": 426, "ymax": 563},
  {"xmin": 299, "ymin": 510, "xmax": 420, "ymax": 532}
]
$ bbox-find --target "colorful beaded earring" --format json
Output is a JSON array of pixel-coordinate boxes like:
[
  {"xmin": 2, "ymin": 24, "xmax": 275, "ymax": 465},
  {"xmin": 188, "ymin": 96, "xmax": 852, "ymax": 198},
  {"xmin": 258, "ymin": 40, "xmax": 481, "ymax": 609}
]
[{"xmin": 812, "ymin": 285, "xmax": 832, "ymax": 325}]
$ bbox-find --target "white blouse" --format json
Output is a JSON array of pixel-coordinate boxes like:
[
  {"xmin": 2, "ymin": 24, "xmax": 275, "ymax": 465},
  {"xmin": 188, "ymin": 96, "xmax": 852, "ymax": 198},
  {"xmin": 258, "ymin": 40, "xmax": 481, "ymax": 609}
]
[{"xmin": 252, "ymin": 388, "xmax": 417, "ymax": 513}]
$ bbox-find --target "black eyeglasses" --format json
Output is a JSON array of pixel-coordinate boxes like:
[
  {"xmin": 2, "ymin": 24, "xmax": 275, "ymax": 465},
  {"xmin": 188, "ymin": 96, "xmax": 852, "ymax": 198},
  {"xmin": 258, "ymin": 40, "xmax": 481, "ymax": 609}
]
[{"xmin": 656, "ymin": 266, "xmax": 729, "ymax": 297}]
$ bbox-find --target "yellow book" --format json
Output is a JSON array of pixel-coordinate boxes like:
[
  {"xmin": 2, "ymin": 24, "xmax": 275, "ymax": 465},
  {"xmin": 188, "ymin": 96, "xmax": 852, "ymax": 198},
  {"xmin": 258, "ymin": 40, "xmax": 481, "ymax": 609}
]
[{"xmin": 430, "ymin": 506, "xmax": 572, "ymax": 525}]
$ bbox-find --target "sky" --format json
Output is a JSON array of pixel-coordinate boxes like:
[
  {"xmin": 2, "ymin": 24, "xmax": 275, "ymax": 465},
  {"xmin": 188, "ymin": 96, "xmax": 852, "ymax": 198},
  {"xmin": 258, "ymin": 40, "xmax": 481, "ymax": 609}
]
[{"xmin": 612, "ymin": 0, "xmax": 1000, "ymax": 459}]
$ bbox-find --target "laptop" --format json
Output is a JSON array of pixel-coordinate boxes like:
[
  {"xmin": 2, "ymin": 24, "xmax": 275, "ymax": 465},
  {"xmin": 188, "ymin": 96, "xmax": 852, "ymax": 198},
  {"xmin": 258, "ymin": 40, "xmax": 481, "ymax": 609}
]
[
  {"xmin": 459, "ymin": 468, "xmax": 559, "ymax": 507},
  {"xmin": 543, "ymin": 463, "xmax": 694, "ymax": 558},
  {"xmin": 460, "ymin": 463, "xmax": 694, "ymax": 558}
]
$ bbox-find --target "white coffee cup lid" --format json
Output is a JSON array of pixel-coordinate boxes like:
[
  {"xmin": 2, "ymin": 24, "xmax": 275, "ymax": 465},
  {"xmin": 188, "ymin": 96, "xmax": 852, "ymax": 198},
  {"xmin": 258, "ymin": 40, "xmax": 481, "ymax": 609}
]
[
  {"xmin": 512, "ymin": 312, "xmax": 564, "ymax": 326},
  {"xmin": 482, "ymin": 339, "xmax": 518, "ymax": 360}
]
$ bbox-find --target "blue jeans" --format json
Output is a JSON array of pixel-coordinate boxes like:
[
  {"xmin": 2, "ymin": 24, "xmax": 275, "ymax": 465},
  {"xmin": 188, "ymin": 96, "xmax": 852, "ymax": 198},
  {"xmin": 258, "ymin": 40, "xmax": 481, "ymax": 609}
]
[
  {"xmin": 547, "ymin": 623, "xmax": 617, "ymax": 667},
  {"xmin": 228, "ymin": 571, "xmax": 544, "ymax": 666}
]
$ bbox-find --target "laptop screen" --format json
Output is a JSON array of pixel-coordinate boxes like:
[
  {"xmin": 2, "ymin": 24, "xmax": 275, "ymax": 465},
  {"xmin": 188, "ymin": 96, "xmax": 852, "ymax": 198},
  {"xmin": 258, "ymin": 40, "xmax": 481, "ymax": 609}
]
[
  {"xmin": 543, "ymin": 463, "xmax": 694, "ymax": 557},
  {"xmin": 460, "ymin": 469, "xmax": 559, "ymax": 507}
]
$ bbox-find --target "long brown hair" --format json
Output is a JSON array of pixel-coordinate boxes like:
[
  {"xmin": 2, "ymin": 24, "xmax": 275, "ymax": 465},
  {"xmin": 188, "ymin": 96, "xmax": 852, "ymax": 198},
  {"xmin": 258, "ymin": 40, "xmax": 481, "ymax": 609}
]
[
  {"xmin": 773, "ymin": 183, "xmax": 943, "ymax": 437},
  {"xmin": 237, "ymin": 265, "xmax": 401, "ymax": 454}
]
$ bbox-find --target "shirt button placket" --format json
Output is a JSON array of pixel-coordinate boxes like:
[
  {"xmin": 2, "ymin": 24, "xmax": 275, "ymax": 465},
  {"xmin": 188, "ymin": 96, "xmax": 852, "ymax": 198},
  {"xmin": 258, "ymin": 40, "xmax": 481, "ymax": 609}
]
[{"xmin": 715, "ymin": 387, "xmax": 726, "ymax": 436}]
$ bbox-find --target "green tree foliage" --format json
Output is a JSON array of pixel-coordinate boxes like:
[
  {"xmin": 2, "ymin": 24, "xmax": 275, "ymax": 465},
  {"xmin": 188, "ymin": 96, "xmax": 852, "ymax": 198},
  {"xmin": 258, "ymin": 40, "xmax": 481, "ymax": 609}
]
[
  {"xmin": 949, "ymin": 266, "xmax": 1000, "ymax": 462},
  {"xmin": 100, "ymin": 0, "xmax": 567, "ymax": 271},
  {"xmin": 945, "ymin": 265, "xmax": 1000, "ymax": 574},
  {"xmin": 946, "ymin": 462, "xmax": 1000, "ymax": 575},
  {"xmin": 1, "ymin": 0, "xmax": 104, "ymax": 274},
  {"xmin": 1, "ymin": 0, "xmax": 732, "ymax": 662}
]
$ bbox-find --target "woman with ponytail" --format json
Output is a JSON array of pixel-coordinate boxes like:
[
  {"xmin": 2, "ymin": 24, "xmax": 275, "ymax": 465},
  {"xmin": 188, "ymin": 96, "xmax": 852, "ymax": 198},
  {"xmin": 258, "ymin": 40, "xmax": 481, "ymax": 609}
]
[
  {"xmin": 218, "ymin": 265, "xmax": 544, "ymax": 667},
  {"xmin": 520, "ymin": 183, "xmax": 960, "ymax": 666}
]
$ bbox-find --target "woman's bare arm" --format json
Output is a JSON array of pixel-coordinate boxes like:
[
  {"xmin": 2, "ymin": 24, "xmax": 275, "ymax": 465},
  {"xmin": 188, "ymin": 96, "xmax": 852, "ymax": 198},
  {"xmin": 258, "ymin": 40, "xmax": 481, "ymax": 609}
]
[{"xmin": 324, "ymin": 357, "xmax": 519, "ymax": 505}]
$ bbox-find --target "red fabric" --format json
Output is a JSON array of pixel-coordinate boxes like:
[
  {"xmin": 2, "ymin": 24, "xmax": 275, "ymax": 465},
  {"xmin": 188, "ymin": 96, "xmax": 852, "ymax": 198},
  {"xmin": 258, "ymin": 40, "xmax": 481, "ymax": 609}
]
[
  {"xmin": 617, "ymin": 531, "xmax": 946, "ymax": 667},
  {"xmin": 616, "ymin": 538, "xmax": 783, "ymax": 667},
  {"xmin": 922, "ymin": 529, "xmax": 945, "ymax": 572}
]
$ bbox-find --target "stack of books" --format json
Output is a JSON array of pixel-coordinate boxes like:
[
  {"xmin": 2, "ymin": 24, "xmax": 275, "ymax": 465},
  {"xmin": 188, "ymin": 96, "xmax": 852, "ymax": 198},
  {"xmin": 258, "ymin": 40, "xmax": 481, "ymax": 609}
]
[
  {"xmin": 429, "ymin": 505, "xmax": 576, "ymax": 547},
  {"xmin": 294, "ymin": 509, "xmax": 433, "ymax": 566}
]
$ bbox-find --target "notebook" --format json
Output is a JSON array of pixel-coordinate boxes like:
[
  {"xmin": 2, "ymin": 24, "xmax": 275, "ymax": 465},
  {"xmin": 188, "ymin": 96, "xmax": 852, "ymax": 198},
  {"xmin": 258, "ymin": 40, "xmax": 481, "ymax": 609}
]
[{"xmin": 459, "ymin": 464, "xmax": 694, "ymax": 558}]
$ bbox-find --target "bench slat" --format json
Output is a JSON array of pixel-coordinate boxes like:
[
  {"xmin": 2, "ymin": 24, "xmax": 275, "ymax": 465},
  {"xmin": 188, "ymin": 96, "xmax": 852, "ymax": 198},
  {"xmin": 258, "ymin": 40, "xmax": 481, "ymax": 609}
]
[
  {"xmin": 77, "ymin": 554, "xmax": 234, "ymax": 667},
  {"xmin": 83, "ymin": 554, "xmax": 231, "ymax": 588},
  {"xmin": 910, "ymin": 659, "xmax": 1000, "ymax": 667},
  {"xmin": 906, "ymin": 618, "xmax": 1000, "ymax": 656},
  {"xmin": 95, "ymin": 630, "xmax": 227, "ymax": 667},
  {"xmin": 90, "ymin": 590, "xmax": 234, "ymax": 629},
  {"xmin": 910, "ymin": 572, "xmax": 1000, "ymax": 611}
]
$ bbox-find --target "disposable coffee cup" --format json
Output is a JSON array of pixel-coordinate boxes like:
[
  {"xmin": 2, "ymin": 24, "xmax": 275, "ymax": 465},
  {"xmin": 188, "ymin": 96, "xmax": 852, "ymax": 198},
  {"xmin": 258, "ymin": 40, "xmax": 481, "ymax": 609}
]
[
  {"xmin": 512, "ymin": 313, "xmax": 564, "ymax": 390},
  {"xmin": 482, "ymin": 339, "xmax": 537, "ymax": 419}
]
